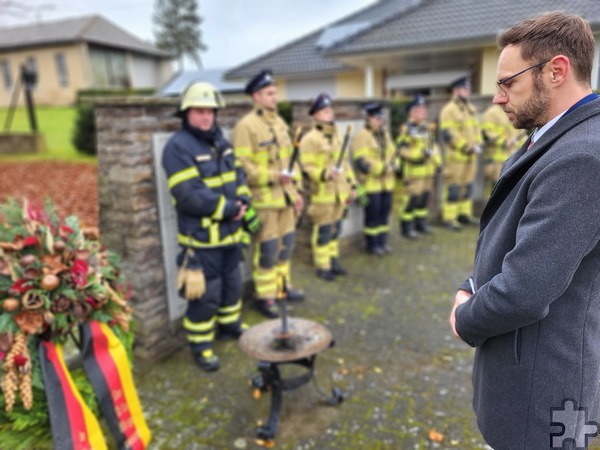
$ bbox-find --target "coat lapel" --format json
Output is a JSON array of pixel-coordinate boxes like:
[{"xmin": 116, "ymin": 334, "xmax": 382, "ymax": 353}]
[{"xmin": 479, "ymin": 97, "xmax": 600, "ymax": 231}]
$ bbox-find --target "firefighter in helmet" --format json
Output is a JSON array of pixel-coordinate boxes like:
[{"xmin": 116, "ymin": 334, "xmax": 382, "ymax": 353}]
[
  {"xmin": 300, "ymin": 93, "xmax": 356, "ymax": 280},
  {"xmin": 161, "ymin": 81, "xmax": 255, "ymax": 371},
  {"xmin": 232, "ymin": 69, "xmax": 305, "ymax": 318},
  {"xmin": 396, "ymin": 94, "xmax": 442, "ymax": 239},
  {"xmin": 351, "ymin": 102, "xmax": 396, "ymax": 255},
  {"xmin": 438, "ymin": 76, "xmax": 483, "ymax": 230}
]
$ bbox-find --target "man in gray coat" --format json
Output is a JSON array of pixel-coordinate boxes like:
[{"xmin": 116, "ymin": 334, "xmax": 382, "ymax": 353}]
[{"xmin": 450, "ymin": 12, "xmax": 600, "ymax": 449}]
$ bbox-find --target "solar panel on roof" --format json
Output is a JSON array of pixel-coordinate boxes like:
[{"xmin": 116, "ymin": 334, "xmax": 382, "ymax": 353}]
[{"xmin": 315, "ymin": 21, "xmax": 371, "ymax": 49}]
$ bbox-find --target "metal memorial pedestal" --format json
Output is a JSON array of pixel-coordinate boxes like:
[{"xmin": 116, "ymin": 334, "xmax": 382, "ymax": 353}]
[{"xmin": 239, "ymin": 306, "xmax": 343, "ymax": 440}]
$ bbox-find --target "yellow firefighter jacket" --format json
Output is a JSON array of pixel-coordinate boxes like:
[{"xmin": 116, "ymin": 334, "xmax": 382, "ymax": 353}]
[
  {"xmin": 439, "ymin": 96, "xmax": 483, "ymax": 163},
  {"xmin": 232, "ymin": 107, "xmax": 302, "ymax": 209},
  {"xmin": 396, "ymin": 122, "xmax": 442, "ymax": 180},
  {"xmin": 482, "ymin": 104, "xmax": 525, "ymax": 163},
  {"xmin": 351, "ymin": 125, "xmax": 396, "ymax": 193},
  {"xmin": 300, "ymin": 121, "xmax": 356, "ymax": 205}
]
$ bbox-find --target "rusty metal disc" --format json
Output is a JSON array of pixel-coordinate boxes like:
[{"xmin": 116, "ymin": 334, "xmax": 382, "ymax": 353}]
[{"xmin": 239, "ymin": 317, "xmax": 333, "ymax": 362}]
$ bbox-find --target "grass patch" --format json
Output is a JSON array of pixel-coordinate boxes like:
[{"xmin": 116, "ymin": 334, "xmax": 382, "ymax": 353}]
[{"xmin": 0, "ymin": 106, "xmax": 95, "ymax": 163}]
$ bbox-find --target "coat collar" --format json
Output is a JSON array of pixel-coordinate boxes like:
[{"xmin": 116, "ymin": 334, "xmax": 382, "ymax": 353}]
[{"xmin": 480, "ymin": 98, "xmax": 600, "ymax": 230}]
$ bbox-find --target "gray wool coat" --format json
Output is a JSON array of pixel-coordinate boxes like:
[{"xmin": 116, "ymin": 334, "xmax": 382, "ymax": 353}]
[{"xmin": 455, "ymin": 97, "xmax": 600, "ymax": 449}]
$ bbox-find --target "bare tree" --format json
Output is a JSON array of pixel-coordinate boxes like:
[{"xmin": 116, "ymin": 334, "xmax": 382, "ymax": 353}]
[{"xmin": 153, "ymin": 0, "xmax": 207, "ymax": 71}]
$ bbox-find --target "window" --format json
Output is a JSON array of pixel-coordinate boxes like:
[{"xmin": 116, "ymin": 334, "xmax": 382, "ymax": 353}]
[
  {"xmin": 0, "ymin": 60, "xmax": 12, "ymax": 90},
  {"xmin": 89, "ymin": 46, "xmax": 129, "ymax": 88},
  {"xmin": 55, "ymin": 53, "xmax": 69, "ymax": 87}
]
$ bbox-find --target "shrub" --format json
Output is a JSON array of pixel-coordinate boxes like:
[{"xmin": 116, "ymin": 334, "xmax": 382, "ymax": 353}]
[
  {"xmin": 389, "ymin": 98, "xmax": 411, "ymax": 140},
  {"xmin": 277, "ymin": 101, "xmax": 293, "ymax": 126},
  {"xmin": 71, "ymin": 103, "xmax": 96, "ymax": 156}
]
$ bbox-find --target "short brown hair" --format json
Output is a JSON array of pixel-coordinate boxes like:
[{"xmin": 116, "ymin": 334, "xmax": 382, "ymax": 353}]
[{"xmin": 498, "ymin": 12, "xmax": 595, "ymax": 85}]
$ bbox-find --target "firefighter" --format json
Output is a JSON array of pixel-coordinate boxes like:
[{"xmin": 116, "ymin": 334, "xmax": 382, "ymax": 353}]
[
  {"xmin": 481, "ymin": 103, "xmax": 526, "ymax": 196},
  {"xmin": 396, "ymin": 94, "xmax": 442, "ymax": 239},
  {"xmin": 438, "ymin": 76, "xmax": 483, "ymax": 231},
  {"xmin": 300, "ymin": 93, "xmax": 356, "ymax": 281},
  {"xmin": 162, "ymin": 81, "xmax": 256, "ymax": 371},
  {"xmin": 232, "ymin": 69, "xmax": 305, "ymax": 318},
  {"xmin": 351, "ymin": 102, "xmax": 396, "ymax": 255}
]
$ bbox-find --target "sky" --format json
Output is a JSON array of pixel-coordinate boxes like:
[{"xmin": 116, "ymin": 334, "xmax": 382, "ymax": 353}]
[{"xmin": 0, "ymin": 0, "xmax": 377, "ymax": 69}]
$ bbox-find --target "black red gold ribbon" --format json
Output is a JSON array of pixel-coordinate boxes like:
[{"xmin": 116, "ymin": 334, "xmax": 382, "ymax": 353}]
[
  {"xmin": 39, "ymin": 321, "xmax": 151, "ymax": 449},
  {"xmin": 80, "ymin": 321, "xmax": 151, "ymax": 450},
  {"xmin": 39, "ymin": 340, "xmax": 107, "ymax": 450}
]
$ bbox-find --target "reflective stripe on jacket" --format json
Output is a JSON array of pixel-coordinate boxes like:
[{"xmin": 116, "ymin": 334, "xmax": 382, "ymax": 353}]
[
  {"xmin": 300, "ymin": 121, "xmax": 356, "ymax": 204},
  {"xmin": 351, "ymin": 125, "xmax": 396, "ymax": 193},
  {"xmin": 396, "ymin": 122, "xmax": 441, "ymax": 180},
  {"xmin": 162, "ymin": 126, "xmax": 248, "ymax": 249},
  {"xmin": 439, "ymin": 97, "xmax": 482, "ymax": 163},
  {"xmin": 232, "ymin": 107, "xmax": 301, "ymax": 208}
]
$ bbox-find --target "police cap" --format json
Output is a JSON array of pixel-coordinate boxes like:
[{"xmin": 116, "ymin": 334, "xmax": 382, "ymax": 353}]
[
  {"xmin": 245, "ymin": 69, "xmax": 274, "ymax": 95},
  {"xmin": 309, "ymin": 93, "xmax": 332, "ymax": 115},
  {"xmin": 406, "ymin": 94, "xmax": 426, "ymax": 113},
  {"xmin": 363, "ymin": 102, "xmax": 385, "ymax": 118},
  {"xmin": 449, "ymin": 75, "xmax": 471, "ymax": 90}
]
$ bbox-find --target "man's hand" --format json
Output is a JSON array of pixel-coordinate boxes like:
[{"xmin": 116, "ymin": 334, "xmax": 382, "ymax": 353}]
[
  {"xmin": 233, "ymin": 200, "xmax": 248, "ymax": 221},
  {"xmin": 449, "ymin": 289, "xmax": 472, "ymax": 338},
  {"xmin": 279, "ymin": 171, "xmax": 293, "ymax": 185},
  {"xmin": 327, "ymin": 168, "xmax": 341, "ymax": 181},
  {"xmin": 294, "ymin": 194, "xmax": 304, "ymax": 215}
]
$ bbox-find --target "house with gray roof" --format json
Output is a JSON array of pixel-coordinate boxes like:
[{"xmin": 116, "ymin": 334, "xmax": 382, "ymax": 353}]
[
  {"xmin": 0, "ymin": 15, "xmax": 175, "ymax": 106},
  {"xmin": 225, "ymin": 0, "xmax": 600, "ymax": 100},
  {"xmin": 155, "ymin": 68, "xmax": 245, "ymax": 103}
]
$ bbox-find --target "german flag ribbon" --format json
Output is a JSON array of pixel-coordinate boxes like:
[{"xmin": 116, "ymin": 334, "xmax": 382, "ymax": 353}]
[
  {"xmin": 80, "ymin": 321, "xmax": 152, "ymax": 450},
  {"xmin": 39, "ymin": 340, "xmax": 107, "ymax": 450}
]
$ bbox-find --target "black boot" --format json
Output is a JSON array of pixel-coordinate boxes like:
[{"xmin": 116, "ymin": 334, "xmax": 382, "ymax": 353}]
[
  {"xmin": 330, "ymin": 258, "xmax": 347, "ymax": 276},
  {"xmin": 401, "ymin": 220, "xmax": 419, "ymax": 240},
  {"xmin": 316, "ymin": 268, "xmax": 335, "ymax": 281},
  {"xmin": 457, "ymin": 214, "xmax": 479, "ymax": 226},
  {"xmin": 255, "ymin": 299, "xmax": 279, "ymax": 318},
  {"xmin": 286, "ymin": 288, "xmax": 305, "ymax": 302},
  {"xmin": 218, "ymin": 322, "xmax": 249, "ymax": 340},
  {"xmin": 193, "ymin": 348, "xmax": 220, "ymax": 372},
  {"xmin": 415, "ymin": 217, "xmax": 432, "ymax": 234}
]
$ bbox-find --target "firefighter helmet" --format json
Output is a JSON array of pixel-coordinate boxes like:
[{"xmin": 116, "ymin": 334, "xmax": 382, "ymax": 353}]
[{"xmin": 179, "ymin": 81, "xmax": 226, "ymax": 112}]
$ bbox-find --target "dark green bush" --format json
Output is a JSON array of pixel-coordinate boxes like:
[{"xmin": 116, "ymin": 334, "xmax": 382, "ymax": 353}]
[
  {"xmin": 389, "ymin": 98, "xmax": 410, "ymax": 140},
  {"xmin": 71, "ymin": 103, "xmax": 96, "ymax": 156},
  {"xmin": 277, "ymin": 101, "xmax": 293, "ymax": 126}
]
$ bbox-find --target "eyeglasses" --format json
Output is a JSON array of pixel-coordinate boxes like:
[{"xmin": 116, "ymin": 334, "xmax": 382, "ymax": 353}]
[{"xmin": 496, "ymin": 60, "xmax": 550, "ymax": 97}]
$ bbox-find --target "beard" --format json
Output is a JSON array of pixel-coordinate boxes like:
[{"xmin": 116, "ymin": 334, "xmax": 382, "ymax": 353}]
[{"xmin": 506, "ymin": 76, "xmax": 550, "ymax": 130}]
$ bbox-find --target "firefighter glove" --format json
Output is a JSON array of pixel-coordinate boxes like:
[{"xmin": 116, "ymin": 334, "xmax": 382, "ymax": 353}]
[
  {"xmin": 242, "ymin": 205, "xmax": 262, "ymax": 234},
  {"xmin": 355, "ymin": 185, "xmax": 369, "ymax": 207}
]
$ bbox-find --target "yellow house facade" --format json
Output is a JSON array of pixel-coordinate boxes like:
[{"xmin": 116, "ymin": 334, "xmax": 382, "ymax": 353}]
[{"xmin": 0, "ymin": 15, "xmax": 174, "ymax": 107}]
